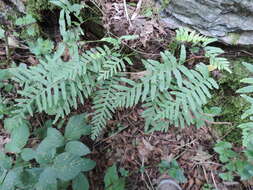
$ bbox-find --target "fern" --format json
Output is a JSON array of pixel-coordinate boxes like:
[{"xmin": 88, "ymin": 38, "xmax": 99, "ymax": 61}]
[
  {"xmin": 91, "ymin": 77, "xmax": 123, "ymax": 139},
  {"xmin": 175, "ymin": 28, "xmax": 216, "ymax": 46},
  {"xmin": 12, "ymin": 44, "xmax": 126, "ymax": 122},
  {"xmin": 90, "ymin": 45, "xmax": 218, "ymax": 138},
  {"xmin": 176, "ymin": 28, "xmax": 231, "ymax": 73},
  {"xmin": 236, "ymin": 62, "xmax": 253, "ymax": 147}
]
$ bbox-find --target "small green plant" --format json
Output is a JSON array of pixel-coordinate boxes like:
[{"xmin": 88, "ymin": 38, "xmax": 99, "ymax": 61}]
[
  {"xmin": 175, "ymin": 28, "xmax": 231, "ymax": 73},
  {"xmin": 0, "ymin": 95, "xmax": 10, "ymax": 119},
  {"xmin": 214, "ymin": 62, "xmax": 253, "ymax": 182},
  {"xmin": 0, "ymin": 114, "xmax": 95, "ymax": 190},
  {"xmin": 104, "ymin": 164, "xmax": 128, "ymax": 190},
  {"xmin": 15, "ymin": 14, "xmax": 40, "ymax": 38},
  {"xmin": 158, "ymin": 160, "xmax": 187, "ymax": 183},
  {"xmin": 202, "ymin": 183, "xmax": 216, "ymax": 190}
]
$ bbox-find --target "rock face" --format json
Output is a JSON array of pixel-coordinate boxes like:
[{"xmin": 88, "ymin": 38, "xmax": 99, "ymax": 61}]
[{"xmin": 161, "ymin": 0, "xmax": 253, "ymax": 45}]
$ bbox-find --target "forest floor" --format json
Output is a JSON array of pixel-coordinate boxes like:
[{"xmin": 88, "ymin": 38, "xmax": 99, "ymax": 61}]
[{"xmin": 1, "ymin": 0, "xmax": 253, "ymax": 189}]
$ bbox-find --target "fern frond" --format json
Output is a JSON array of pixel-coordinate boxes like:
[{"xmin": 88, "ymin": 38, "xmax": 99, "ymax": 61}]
[
  {"xmin": 204, "ymin": 46, "xmax": 231, "ymax": 73},
  {"xmin": 236, "ymin": 62, "xmax": 253, "ymax": 147},
  {"xmin": 175, "ymin": 28, "xmax": 216, "ymax": 46},
  {"xmin": 142, "ymin": 63, "xmax": 218, "ymax": 132},
  {"xmin": 12, "ymin": 45, "xmax": 120, "ymax": 121},
  {"xmin": 175, "ymin": 28, "xmax": 231, "ymax": 73},
  {"xmin": 91, "ymin": 77, "xmax": 123, "ymax": 139}
]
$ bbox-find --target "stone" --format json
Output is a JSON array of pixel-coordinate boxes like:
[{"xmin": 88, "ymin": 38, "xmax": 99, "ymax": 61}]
[{"xmin": 159, "ymin": 0, "xmax": 253, "ymax": 45}]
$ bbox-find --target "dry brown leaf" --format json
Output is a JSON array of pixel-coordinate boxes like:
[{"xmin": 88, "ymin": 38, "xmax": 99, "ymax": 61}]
[{"xmin": 137, "ymin": 138, "xmax": 154, "ymax": 162}]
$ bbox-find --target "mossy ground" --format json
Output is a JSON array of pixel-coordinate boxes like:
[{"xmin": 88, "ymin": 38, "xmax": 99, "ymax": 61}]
[{"xmin": 208, "ymin": 56, "xmax": 253, "ymax": 144}]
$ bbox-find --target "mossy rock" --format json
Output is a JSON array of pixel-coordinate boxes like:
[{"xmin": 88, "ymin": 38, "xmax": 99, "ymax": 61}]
[{"xmin": 208, "ymin": 57, "xmax": 253, "ymax": 144}]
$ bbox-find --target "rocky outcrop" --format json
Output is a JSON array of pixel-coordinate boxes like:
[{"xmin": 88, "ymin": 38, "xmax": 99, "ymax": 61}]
[{"xmin": 160, "ymin": 0, "xmax": 253, "ymax": 45}]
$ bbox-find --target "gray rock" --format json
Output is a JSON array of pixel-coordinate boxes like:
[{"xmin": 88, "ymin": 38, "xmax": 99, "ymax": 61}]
[{"xmin": 160, "ymin": 0, "xmax": 253, "ymax": 45}]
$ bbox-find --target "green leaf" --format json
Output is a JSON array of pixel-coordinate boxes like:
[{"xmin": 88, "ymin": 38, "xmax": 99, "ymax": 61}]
[
  {"xmin": 0, "ymin": 69, "xmax": 12, "ymax": 81},
  {"xmin": 101, "ymin": 37, "xmax": 120, "ymax": 48},
  {"xmin": 240, "ymin": 78, "xmax": 253, "ymax": 84},
  {"xmin": 2, "ymin": 167, "xmax": 23, "ymax": 190},
  {"xmin": 36, "ymin": 168, "xmax": 57, "ymax": 190},
  {"xmin": 53, "ymin": 152, "xmax": 83, "ymax": 181},
  {"xmin": 179, "ymin": 44, "xmax": 186, "ymax": 64},
  {"xmin": 236, "ymin": 86, "xmax": 253, "ymax": 93},
  {"xmin": 65, "ymin": 141, "xmax": 90, "ymax": 156},
  {"xmin": 80, "ymin": 158, "xmax": 96, "ymax": 172},
  {"xmin": 4, "ymin": 117, "xmax": 20, "ymax": 133},
  {"xmin": 0, "ymin": 27, "xmax": 4, "ymax": 39},
  {"xmin": 0, "ymin": 152, "xmax": 12, "ymax": 170},
  {"xmin": 45, "ymin": 128, "xmax": 64, "ymax": 148},
  {"xmin": 5, "ymin": 123, "xmax": 30, "ymax": 153},
  {"xmin": 72, "ymin": 173, "xmax": 89, "ymax": 190},
  {"xmin": 104, "ymin": 164, "xmax": 125, "ymax": 190},
  {"xmin": 36, "ymin": 140, "xmax": 56, "ymax": 164},
  {"xmin": 21, "ymin": 148, "xmax": 36, "ymax": 161},
  {"xmin": 65, "ymin": 114, "xmax": 91, "ymax": 141},
  {"xmin": 242, "ymin": 62, "xmax": 253, "ymax": 73},
  {"xmin": 219, "ymin": 172, "xmax": 233, "ymax": 181},
  {"xmin": 15, "ymin": 14, "xmax": 36, "ymax": 26},
  {"xmin": 119, "ymin": 35, "xmax": 139, "ymax": 41}
]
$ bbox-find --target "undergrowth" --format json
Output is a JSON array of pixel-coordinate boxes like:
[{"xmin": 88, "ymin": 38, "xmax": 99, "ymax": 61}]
[{"xmin": 1, "ymin": 0, "xmax": 253, "ymax": 189}]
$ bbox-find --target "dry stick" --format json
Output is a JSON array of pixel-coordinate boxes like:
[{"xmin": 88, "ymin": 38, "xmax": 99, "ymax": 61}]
[
  {"xmin": 131, "ymin": 0, "xmax": 143, "ymax": 20},
  {"xmin": 202, "ymin": 166, "xmax": 209, "ymax": 184},
  {"xmin": 204, "ymin": 119, "xmax": 232, "ymax": 125},
  {"xmin": 123, "ymin": 0, "xmax": 132, "ymax": 27},
  {"xmin": 211, "ymin": 170, "xmax": 218, "ymax": 190},
  {"xmin": 4, "ymin": 31, "xmax": 10, "ymax": 64},
  {"xmin": 175, "ymin": 139, "xmax": 197, "ymax": 150},
  {"xmin": 185, "ymin": 55, "xmax": 205, "ymax": 62}
]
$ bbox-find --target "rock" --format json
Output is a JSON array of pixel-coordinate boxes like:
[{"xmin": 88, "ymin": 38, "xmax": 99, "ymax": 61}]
[{"xmin": 159, "ymin": 0, "xmax": 253, "ymax": 45}]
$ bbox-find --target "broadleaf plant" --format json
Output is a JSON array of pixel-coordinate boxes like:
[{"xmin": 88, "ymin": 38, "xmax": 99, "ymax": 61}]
[{"xmin": 0, "ymin": 114, "xmax": 95, "ymax": 190}]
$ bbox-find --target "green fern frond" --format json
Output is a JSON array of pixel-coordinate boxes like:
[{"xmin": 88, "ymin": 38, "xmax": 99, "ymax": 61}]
[
  {"xmin": 176, "ymin": 28, "xmax": 231, "ymax": 73},
  {"xmin": 91, "ymin": 77, "xmax": 123, "ymax": 139},
  {"xmin": 204, "ymin": 46, "xmax": 231, "ymax": 73},
  {"xmin": 142, "ymin": 63, "xmax": 218, "ymax": 132},
  {"xmin": 236, "ymin": 62, "xmax": 253, "ymax": 147},
  {"xmin": 12, "ymin": 45, "xmax": 121, "ymax": 121},
  {"xmin": 175, "ymin": 28, "xmax": 216, "ymax": 46}
]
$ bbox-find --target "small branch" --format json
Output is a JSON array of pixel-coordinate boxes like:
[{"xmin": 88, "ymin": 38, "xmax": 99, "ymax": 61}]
[
  {"xmin": 123, "ymin": 0, "xmax": 132, "ymax": 27},
  {"xmin": 4, "ymin": 31, "xmax": 10, "ymax": 64},
  {"xmin": 211, "ymin": 170, "xmax": 218, "ymax": 190},
  {"xmin": 204, "ymin": 120, "xmax": 232, "ymax": 125},
  {"xmin": 186, "ymin": 55, "xmax": 205, "ymax": 62},
  {"xmin": 131, "ymin": 0, "xmax": 143, "ymax": 20}
]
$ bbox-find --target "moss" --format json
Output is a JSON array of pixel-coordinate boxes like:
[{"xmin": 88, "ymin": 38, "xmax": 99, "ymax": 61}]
[
  {"xmin": 208, "ymin": 57, "xmax": 253, "ymax": 144},
  {"xmin": 26, "ymin": 0, "xmax": 53, "ymax": 20}
]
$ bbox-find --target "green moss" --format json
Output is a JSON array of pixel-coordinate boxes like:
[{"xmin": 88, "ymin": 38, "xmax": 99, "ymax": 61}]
[
  {"xmin": 26, "ymin": 0, "xmax": 53, "ymax": 20},
  {"xmin": 208, "ymin": 57, "xmax": 253, "ymax": 144}
]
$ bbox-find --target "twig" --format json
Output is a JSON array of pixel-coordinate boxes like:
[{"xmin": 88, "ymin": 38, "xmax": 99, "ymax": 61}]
[
  {"xmin": 175, "ymin": 139, "xmax": 197, "ymax": 150},
  {"xmin": 202, "ymin": 166, "xmax": 209, "ymax": 184},
  {"xmin": 211, "ymin": 170, "xmax": 218, "ymax": 190},
  {"xmin": 131, "ymin": 0, "xmax": 143, "ymax": 20},
  {"xmin": 204, "ymin": 120, "xmax": 232, "ymax": 125},
  {"xmin": 186, "ymin": 55, "xmax": 205, "ymax": 62},
  {"xmin": 123, "ymin": 0, "xmax": 132, "ymax": 27},
  {"xmin": 4, "ymin": 31, "xmax": 10, "ymax": 64}
]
